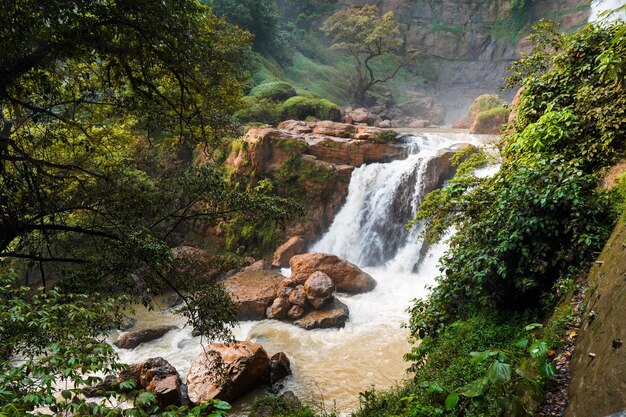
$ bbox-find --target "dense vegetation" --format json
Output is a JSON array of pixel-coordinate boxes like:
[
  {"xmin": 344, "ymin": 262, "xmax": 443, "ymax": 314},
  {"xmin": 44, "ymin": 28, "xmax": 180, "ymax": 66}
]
[
  {"xmin": 0, "ymin": 0, "xmax": 295, "ymax": 415},
  {"xmin": 352, "ymin": 19, "xmax": 626, "ymax": 417}
]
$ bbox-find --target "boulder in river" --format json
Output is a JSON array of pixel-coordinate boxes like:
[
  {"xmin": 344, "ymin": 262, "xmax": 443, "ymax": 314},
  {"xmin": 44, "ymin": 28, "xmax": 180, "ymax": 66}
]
[
  {"xmin": 268, "ymin": 352, "xmax": 291, "ymax": 385},
  {"xmin": 266, "ymin": 297, "xmax": 290, "ymax": 320},
  {"xmin": 222, "ymin": 270, "xmax": 284, "ymax": 320},
  {"xmin": 186, "ymin": 341, "xmax": 289, "ymax": 404},
  {"xmin": 294, "ymin": 297, "xmax": 349, "ymax": 330},
  {"xmin": 289, "ymin": 253, "xmax": 377, "ymax": 293},
  {"xmin": 114, "ymin": 325, "xmax": 178, "ymax": 349}
]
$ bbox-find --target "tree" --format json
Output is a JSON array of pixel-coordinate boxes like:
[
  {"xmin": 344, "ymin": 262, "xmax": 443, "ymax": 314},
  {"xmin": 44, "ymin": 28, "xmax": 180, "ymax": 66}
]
[
  {"xmin": 321, "ymin": 5, "xmax": 412, "ymax": 105},
  {"xmin": 0, "ymin": 1, "xmax": 297, "ymax": 413}
]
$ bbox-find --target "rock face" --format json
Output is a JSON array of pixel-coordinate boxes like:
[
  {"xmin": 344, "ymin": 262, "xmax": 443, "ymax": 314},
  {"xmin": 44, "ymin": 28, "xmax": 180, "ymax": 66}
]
[
  {"xmin": 294, "ymin": 298, "xmax": 349, "ymax": 330},
  {"xmin": 272, "ymin": 236, "xmax": 306, "ymax": 267},
  {"xmin": 186, "ymin": 341, "xmax": 290, "ymax": 404},
  {"xmin": 289, "ymin": 253, "xmax": 377, "ymax": 293},
  {"xmin": 224, "ymin": 121, "xmax": 403, "ymax": 245},
  {"xmin": 222, "ymin": 270, "xmax": 284, "ymax": 320},
  {"xmin": 114, "ymin": 325, "xmax": 178, "ymax": 349},
  {"xmin": 565, "ymin": 219, "xmax": 626, "ymax": 417}
]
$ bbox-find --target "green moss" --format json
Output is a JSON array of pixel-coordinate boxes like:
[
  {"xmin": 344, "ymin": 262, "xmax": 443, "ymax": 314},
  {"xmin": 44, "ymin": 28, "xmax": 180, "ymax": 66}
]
[
  {"xmin": 372, "ymin": 130, "xmax": 397, "ymax": 142},
  {"xmin": 236, "ymin": 96, "xmax": 280, "ymax": 125},
  {"xmin": 279, "ymin": 96, "xmax": 341, "ymax": 121},
  {"xmin": 469, "ymin": 94, "xmax": 507, "ymax": 116},
  {"xmin": 275, "ymin": 138, "xmax": 308, "ymax": 153},
  {"xmin": 250, "ymin": 81, "xmax": 297, "ymax": 102},
  {"xmin": 475, "ymin": 106, "xmax": 510, "ymax": 122}
]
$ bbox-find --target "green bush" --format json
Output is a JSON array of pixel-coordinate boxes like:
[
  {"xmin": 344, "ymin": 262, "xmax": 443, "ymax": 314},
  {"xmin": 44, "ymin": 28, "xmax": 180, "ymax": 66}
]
[
  {"xmin": 279, "ymin": 95, "xmax": 341, "ymax": 121},
  {"xmin": 236, "ymin": 96, "xmax": 280, "ymax": 125},
  {"xmin": 250, "ymin": 81, "xmax": 297, "ymax": 101},
  {"xmin": 475, "ymin": 106, "xmax": 510, "ymax": 122},
  {"xmin": 468, "ymin": 94, "xmax": 507, "ymax": 117}
]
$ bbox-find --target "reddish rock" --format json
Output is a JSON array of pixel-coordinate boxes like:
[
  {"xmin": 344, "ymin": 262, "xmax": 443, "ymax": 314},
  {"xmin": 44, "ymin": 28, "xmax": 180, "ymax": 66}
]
[
  {"xmin": 186, "ymin": 341, "xmax": 270, "ymax": 404},
  {"xmin": 306, "ymin": 136, "xmax": 403, "ymax": 166},
  {"xmin": 311, "ymin": 121, "xmax": 355, "ymax": 138},
  {"xmin": 138, "ymin": 357, "xmax": 182, "ymax": 408},
  {"xmin": 304, "ymin": 271, "xmax": 334, "ymax": 310},
  {"xmin": 278, "ymin": 120, "xmax": 313, "ymax": 134},
  {"xmin": 114, "ymin": 325, "xmax": 177, "ymax": 349},
  {"xmin": 470, "ymin": 109, "xmax": 509, "ymax": 134},
  {"xmin": 276, "ymin": 286, "xmax": 294, "ymax": 299},
  {"xmin": 294, "ymin": 298, "xmax": 349, "ymax": 330},
  {"xmin": 266, "ymin": 297, "xmax": 290, "ymax": 320},
  {"xmin": 287, "ymin": 305, "xmax": 305, "ymax": 320},
  {"xmin": 288, "ymin": 285, "xmax": 307, "ymax": 308},
  {"xmin": 289, "ymin": 253, "xmax": 377, "ymax": 293},
  {"xmin": 508, "ymin": 87, "xmax": 525, "ymax": 124},
  {"xmin": 222, "ymin": 270, "xmax": 284, "ymax": 320},
  {"xmin": 272, "ymin": 236, "xmax": 306, "ymax": 268}
]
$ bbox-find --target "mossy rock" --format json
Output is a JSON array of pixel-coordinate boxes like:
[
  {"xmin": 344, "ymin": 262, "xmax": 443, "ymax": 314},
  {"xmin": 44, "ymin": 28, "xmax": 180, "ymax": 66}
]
[
  {"xmin": 250, "ymin": 82, "xmax": 297, "ymax": 102},
  {"xmin": 236, "ymin": 96, "xmax": 280, "ymax": 125},
  {"xmin": 469, "ymin": 94, "xmax": 507, "ymax": 117},
  {"xmin": 279, "ymin": 96, "xmax": 341, "ymax": 122}
]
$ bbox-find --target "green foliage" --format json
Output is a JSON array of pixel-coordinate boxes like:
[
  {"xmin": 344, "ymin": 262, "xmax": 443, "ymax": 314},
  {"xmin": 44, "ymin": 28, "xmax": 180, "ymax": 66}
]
[
  {"xmin": 321, "ymin": 5, "xmax": 412, "ymax": 105},
  {"xmin": 237, "ymin": 96, "xmax": 281, "ymax": 125},
  {"xmin": 250, "ymin": 394, "xmax": 337, "ymax": 417},
  {"xmin": 506, "ymin": 21, "xmax": 626, "ymax": 171},
  {"xmin": 469, "ymin": 94, "xmax": 507, "ymax": 117},
  {"xmin": 474, "ymin": 106, "xmax": 510, "ymax": 123},
  {"xmin": 250, "ymin": 82, "xmax": 298, "ymax": 101},
  {"xmin": 279, "ymin": 96, "xmax": 341, "ymax": 121}
]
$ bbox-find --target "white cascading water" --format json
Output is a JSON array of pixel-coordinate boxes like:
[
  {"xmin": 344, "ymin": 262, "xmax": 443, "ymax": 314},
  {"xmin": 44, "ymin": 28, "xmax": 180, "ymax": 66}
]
[
  {"xmin": 589, "ymin": 0, "xmax": 626, "ymax": 22},
  {"xmin": 111, "ymin": 131, "xmax": 495, "ymax": 415}
]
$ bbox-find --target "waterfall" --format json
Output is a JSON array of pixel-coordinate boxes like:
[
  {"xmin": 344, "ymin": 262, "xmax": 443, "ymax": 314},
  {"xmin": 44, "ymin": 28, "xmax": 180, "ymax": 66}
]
[
  {"xmin": 312, "ymin": 132, "xmax": 484, "ymax": 272},
  {"xmin": 589, "ymin": 0, "xmax": 626, "ymax": 22}
]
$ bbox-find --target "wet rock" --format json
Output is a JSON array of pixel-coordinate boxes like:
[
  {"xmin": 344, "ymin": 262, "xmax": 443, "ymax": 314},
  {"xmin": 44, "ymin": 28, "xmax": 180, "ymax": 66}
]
[
  {"xmin": 222, "ymin": 270, "xmax": 284, "ymax": 320},
  {"xmin": 304, "ymin": 271, "xmax": 334, "ymax": 310},
  {"xmin": 137, "ymin": 357, "xmax": 182, "ymax": 408},
  {"xmin": 186, "ymin": 341, "xmax": 270, "ymax": 404},
  {"xmin": 272, "ymin": 236, "xmax": 306, "ymax": 268},
  {"xmin": 266, "ymin": 297, "xmax": 290, "ymax": 320},
  {"xmin": 84, "ymin": 358, "xmax": 181, "ymax": 407},
  {"xmin": 289, "ymin": 253, "xmax": 377, "ymax": 293},
  {"xmin": 114, "ymin": 325, "xmax": 178, "ymax": 349},
  {"xmin": 287, "ymin": 305, "xmax": 305, "ymax": 320},
  {"xmin": 288, "ymin": 285, "xmax": 307, "ymax": 308},
  {"xmin": 269, "ymin": 352, "xmax": 291, "ymax": 385},
  {"xmin": 294, "ymin": 298, "xmax": 349, "ymax": 330}
]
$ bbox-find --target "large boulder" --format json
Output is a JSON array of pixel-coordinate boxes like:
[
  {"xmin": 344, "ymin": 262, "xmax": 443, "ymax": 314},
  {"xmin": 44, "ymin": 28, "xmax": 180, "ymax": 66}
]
[
  {"xmin": 289, "ymin": 253, "xmax": 377, "ymax": 293},
  {"xmin": 114, "ymin": 325, "xmax": 178, "ymax": 349},
  {"xmin": 344, "ymin": 107, "xmax": 378, "ymax": 125},
  {"xmin": 470, "ymin": 107, "xmax": 510, "ymax": 134},
  {"xmin": 311, "ymin": 121, "xmax": 355, "ymax": 137},
  {"xmin": 186, "ymin": 341, "xmax": 288, "ymax": 404},
  {"xmin": 268, "ymin": 352, "xmax": 291, "ymax": 385},
  {"xmin": 272, "ymin": 236, "xmax": 306, "ymax": 268},
  {"xmin": 294, "ymin": 298, "xmax": 349, "ymax": 330},
  {"xmin": 222, "ymin": 270, "xmax": 284, "ymax": 320},
  {"xmin": 304, "ymin": 271, "xmax": 334, "ymax": 310}
]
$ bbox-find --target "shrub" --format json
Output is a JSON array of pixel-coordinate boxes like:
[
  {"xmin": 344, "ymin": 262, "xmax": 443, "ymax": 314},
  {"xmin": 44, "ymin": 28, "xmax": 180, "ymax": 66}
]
[
  {"xmin": 250, "ymin": 81, "xmax": 297, "ymax": 102},
  {"xmin": 279, "ymin": 96, "xmax": 341, "ymax": 121},
  {"xmin": 475, "ymin": 106, "xmax": 510, "ymax": 122},
  {"xmin": 469, "ymin": 94, "xmax": 507, "ymax": 117},
  {"xmin": 236, "ymin": 96, "xmax": 280, "ymax": 125}
]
